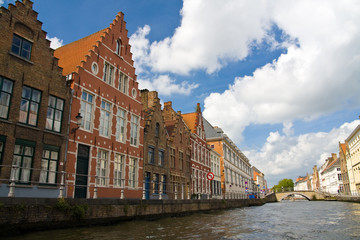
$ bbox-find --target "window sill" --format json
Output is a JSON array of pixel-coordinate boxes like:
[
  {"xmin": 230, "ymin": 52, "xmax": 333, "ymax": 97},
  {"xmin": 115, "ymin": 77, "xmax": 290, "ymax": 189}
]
[
  {"xmin": 9, "ymin": 52, "xmax": 34, "ymax": 64},
  {"xmin": 38, "ymin": 184, "xmax": 58, "ymax": 189},
  {"xmin": 16, "ymin": 122, "xmax": 40, "ymax": 131},
  {"xmin": 0, "ymin": 118, "xmax": 13, "ymax": 125},
  {"xmin": 43, "ymin": 129, "xmax": 64, "ymax": 137}
]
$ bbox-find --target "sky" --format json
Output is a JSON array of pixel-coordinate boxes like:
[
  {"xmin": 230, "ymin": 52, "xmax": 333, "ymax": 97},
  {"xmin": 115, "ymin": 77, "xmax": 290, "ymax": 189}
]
[{"xmin": 2, "ymin": 0, "xmax": 360, "ymax": 187}]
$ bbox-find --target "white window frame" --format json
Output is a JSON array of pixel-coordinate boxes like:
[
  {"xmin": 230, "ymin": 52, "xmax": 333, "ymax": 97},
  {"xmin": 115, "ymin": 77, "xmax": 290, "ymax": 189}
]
[
  {"xmin": 99, "ymin": 100, "xmax": 111, "ymax": 137},
  {"xmin": 130, "ymin": 114, "xmax": 139, "ymax": 146},
  {"xmin": 114, "ymin": 153, "xmax": 124, "ymax": 187},
  {"xmin": 103, "ymin": 62, "xmax": 115, "ymax": 85},
  {"xmin": 116, "ymin": 107, "xmax": 126, "ymax": 143},
  {"xmin": 128, "ymin": 157, "xmax": 138, "ymax": 188},
  {"xmin": 97, "ymin": 149, "xmax": 109, "ymax": 186},
  {"xmin": 119, "ymin": 72, "xmax": 129, "ymax": 95},
  {"xmin": 80, "ymin": 91, "xmax": 94, "ymax": 131}
]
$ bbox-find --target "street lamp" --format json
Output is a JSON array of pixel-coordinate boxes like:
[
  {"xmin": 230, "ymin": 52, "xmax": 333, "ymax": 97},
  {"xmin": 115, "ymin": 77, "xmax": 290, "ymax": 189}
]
[{"xmin": 71, "ymin": 113, "xmax": 83, "ymax": 133}]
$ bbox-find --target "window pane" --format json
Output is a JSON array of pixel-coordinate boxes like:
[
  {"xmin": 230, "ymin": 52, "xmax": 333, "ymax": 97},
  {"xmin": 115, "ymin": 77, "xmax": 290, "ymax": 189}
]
[
  {"xmin": 48, "ymin": 96, "xmax": 56, "ymax": 108},
  {"xmin": 32, "ymin": 90, "xmax": 41, "ymax": 102},
  {"xmin": 51, "ymin": 151, "xmax": 58, "ymax": 160},
  {"xmin": 2, "ymin": 79, "xmax": 13, "ymax": 93},
  {"xmin": 22, "ymin": 87, "xmax": 31, "ymax": 99},
  {"xmin": 56, "ymin": 99, "xmax": 64, "ymax": 110}
]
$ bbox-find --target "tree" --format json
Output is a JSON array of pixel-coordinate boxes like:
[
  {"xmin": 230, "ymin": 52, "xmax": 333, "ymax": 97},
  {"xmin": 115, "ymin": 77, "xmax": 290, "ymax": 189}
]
[{"xmin": 272, "ymin": 178, "xmax": 294, "ymax": 191}]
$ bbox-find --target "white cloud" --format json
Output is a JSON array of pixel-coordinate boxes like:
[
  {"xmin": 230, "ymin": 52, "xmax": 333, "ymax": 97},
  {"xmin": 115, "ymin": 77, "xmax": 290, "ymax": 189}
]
[
  {"xmin": 129, "ymin": 25, "xmax": 151, "ymax": 75},
  {"xmin": 46, "ymin": 36, "xmax": 63, "ymax": 49},
  {"xmin": 138, "ymin": 75, "xmax": 199, "ymax": 96},
  {"xmin": 0, "ymin": 0, "xmax": 4, "ymax": 6},
  {"xmin": 244, "ymin": 120, "xmax": 360, "ymax": 186},
  {"xmin": 202, "ymin": 0, "xmax": 360, "ymax": 143}
]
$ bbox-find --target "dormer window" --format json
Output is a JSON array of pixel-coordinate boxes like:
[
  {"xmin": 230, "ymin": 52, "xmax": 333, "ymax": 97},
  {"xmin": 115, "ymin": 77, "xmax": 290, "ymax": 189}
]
[{"xmin": 116, "ymin": 39, "xmax": 121, "ymax": 56}]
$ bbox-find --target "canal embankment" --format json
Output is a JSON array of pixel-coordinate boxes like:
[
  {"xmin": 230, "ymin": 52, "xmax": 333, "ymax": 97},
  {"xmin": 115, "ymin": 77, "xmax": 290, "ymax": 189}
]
[{"xmin": 0, "ymin": 197, "xmax": 266, "ymax": 236}]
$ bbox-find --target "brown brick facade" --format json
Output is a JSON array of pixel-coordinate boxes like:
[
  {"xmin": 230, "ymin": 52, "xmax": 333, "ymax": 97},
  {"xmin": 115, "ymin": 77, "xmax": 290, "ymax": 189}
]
[
  {"xmin": 163, "ymin": 101, "xmax": 191, "ymax": 199},
  {"xmin": 0, "ymin": 0, "xmax": 71, "ymax": 197},
  {"xmin": 141, "ymin": 90, "xmax": 169, "ymax": 199}
]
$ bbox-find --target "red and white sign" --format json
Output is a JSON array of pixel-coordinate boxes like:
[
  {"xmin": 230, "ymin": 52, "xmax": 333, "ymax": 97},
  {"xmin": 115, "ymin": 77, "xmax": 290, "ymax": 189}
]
[{"xmin": 207, "ymin": 172, "xmax": 215, "ymax": 181}]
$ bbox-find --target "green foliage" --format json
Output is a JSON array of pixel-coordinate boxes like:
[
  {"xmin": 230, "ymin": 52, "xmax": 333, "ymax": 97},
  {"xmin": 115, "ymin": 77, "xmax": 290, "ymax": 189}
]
[
  {"xmin": 312, "ymin": 194, "xmax": 317, "ymax": 200},
  {"xmin": 55, "ymin": 198, "xmax": 71, "ymax": 212},
  {"xmin": 55, "ymin": 198, "xmax": 88, "ymax": 219},
  {"xmin": 272, "ymin": 178, "xmax": 294, "ymax": 191}
]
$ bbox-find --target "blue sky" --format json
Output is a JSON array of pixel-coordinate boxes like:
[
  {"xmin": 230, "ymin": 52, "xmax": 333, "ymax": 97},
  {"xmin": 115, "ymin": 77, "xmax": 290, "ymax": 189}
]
[{"xmin": 3, "ymin": 0, "xmax": 360, "ymax": 187}]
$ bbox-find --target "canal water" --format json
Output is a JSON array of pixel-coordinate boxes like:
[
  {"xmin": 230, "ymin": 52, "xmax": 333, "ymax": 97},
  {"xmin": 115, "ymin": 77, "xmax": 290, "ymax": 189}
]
[{"xmin": 5, "ymin": 201, "xmax": 360, "ymax": 240}]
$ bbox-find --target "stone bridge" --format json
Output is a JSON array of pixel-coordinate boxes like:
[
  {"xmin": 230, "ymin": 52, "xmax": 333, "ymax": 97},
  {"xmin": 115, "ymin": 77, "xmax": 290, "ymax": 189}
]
[{"xmin": 267, "ymin": 190, "xmax": 326, "ymax": 201}]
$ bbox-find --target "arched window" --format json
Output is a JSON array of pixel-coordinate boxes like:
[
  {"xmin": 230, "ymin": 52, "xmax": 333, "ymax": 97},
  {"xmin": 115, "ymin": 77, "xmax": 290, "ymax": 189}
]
[
  {"xmin": 155, "ymin": 123, "xmax": 160, "ymax": 137},
  {"xmin": 116, "ymin": 39, "xmax": 121, "ymax": 55}
]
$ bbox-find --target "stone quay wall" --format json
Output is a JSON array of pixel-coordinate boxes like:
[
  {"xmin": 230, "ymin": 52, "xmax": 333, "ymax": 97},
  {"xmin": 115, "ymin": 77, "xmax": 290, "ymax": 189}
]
[{"xmin": 0, "ymin": 197, "xmax": 266, "ymax": 236}]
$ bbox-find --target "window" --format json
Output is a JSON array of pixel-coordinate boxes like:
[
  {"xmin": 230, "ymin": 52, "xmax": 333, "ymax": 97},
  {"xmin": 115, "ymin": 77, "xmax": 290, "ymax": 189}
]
[
  {"xmin": 128, "ymin": 157, "xmax": 137, "ymax": 188},
  {"xmin": 114, "ymin": 154, "xmax": 124, "ymax": 187},
  {"xmin": 0, "ymin": 136, "xmax": 5, "ymax": 167},
  {"xmin": 91, "ymin": 62, "xmax": 98, "ymax": 75},
  {"xmin": 11, "ymin": 139, "xmax": 35, "ymax": 183},
  {"xmin": 116, "ymin": 40, "xmax": 121, "ymax": 55},
  {"xmin": 80, "ymin": 91, "xmax": 93, "ymax": 131},
  {"xmin": 11, "ymin": 34, "xmax": 32, "ymax": 60},
  {"xmin": 119, "ymin": 72, "xmax": 129, "ymax": 94},
  {"xmin": 162, "ymin": 175, "xmax": 167, "ymax": 194},
  {"xmin": 170, "ymin": 148, "xmax": 175, "ymax": 168},
  {"xmin": 45, "ymin": 95, "xmax": 64, "ymax": 132},
  {"xmin": 338, "ymin": 174, "xmax": 342, "ymax": 181},
  {"xmin": 153, "ymin": 173, "xmax": 159, "ymax": 194},
  {"xmin": 97, "ymin": 150, "xmax": 109, "ymax": 186},
  {"xmin": 116, "ymin": 108, "xmax": 126, "ymax": 142},
  {"xmin": 130, "ymin": 115, "xmax": 139, "ymax": 146},
  {"xmin": 40, "ymin": 145, "xmax": 59, "ymax": 184},
  {"xmin": 155, "ymin": 123, "xmax": 160, "ymax": 137},
  {"xmin": 19, "ymin": 86, "xmax": 41, "ymax": 126},
  {"xmin": 103, "ymin": 62, "xmax": 114, "ymax": 85},
  {"xmin": 148, "ymin": 146, "xmax": 155, "ymax": 164},
  {"xmin": 0, "ymin": 77, "xmax": 13, "ymax": 119},
  {"xmin": 179, "ymin": 152, "xmax": 183, "ymax": 170},
  {"xmin": 99, "ymin": 100, "xmax": 111, "ymax": 137},
  {"xmin": 159, "ymin": 150, "xmax": 164, "ymax": 166}
]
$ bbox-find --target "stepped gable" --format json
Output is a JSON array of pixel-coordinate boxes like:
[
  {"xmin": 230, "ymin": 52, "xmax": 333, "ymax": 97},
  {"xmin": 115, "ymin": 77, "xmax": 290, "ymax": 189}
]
[
  {"xmin": 0, "ymin": 0, "xmax": 63, "ymax": 75},
  {"xmin": 54, "ymin": 12, "xmax": 134, "ymax": 76}
]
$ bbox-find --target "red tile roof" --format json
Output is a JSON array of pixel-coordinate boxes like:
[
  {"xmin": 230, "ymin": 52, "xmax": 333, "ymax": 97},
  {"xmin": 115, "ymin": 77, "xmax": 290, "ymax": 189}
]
[{"xmin": 54, "ymin": 28, "xmax": 106, "ymax": 76}]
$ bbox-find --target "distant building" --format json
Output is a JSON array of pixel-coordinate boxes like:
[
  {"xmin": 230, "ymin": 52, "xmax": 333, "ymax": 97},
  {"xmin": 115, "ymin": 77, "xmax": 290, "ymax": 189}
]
[
  {"xmin": 294, "ymin": 176, "xmax": 309, "ymax": 191},
  {"xmin": 203, "ymin": 118, "xmax": 252, "ymax": 199},
  {"xmin": 141, "ymin": 90, "xmax": 169, "ymax": 199},
  {"xmin": 163, "ymin": 101, "xmax": 192, "ymax": 200},
  {"xmin": 54, "ymin": 12, "xmax": 143, "ymax": 199},
  {"xmin": 345, "ymin": 124, "xmax": 360, "ymax": 195},
  {"xmin": 312, "ymin": 165, "xmax": 320, "ymax": 191},
  {"xmin": 210, "ymin": 149, "xmax": 222, "ymax": 198},
  {"xmin": 339, "ymin": 142, "xmax": 351, "ymax": 195},
  {"xmin": 320, "ymin": 154, "xmax": 342, "ymax": 194},
  {"xmin": 0, "ymin": 0, "xmax": 71, "ymax": 197},
  {"xmin": 252, "ymin": 167, "xmax": 267, "ymax": 198},
  {"xmin": 182, "ymin": 104, "xmax": 211, "ymax": 199}
]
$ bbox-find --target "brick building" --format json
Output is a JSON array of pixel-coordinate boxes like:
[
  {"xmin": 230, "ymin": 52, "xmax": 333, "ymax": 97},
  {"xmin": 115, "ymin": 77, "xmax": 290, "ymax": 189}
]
[
  {"xmin": 339, "ymin": 142, "xmax": 350, "ymax": 194},
  {"xmin": 54, "ymin": 12, "xmax": 143, "ymax": 199},
  {"xmin": 0, "ymin": 0, "xmax": 71, "ymax": 197},
  {"xmin": 163, "ymin": 101, "xmax": 191, "ymax": 200},
  {"xmin": 141, "ymin": 90, "xmax": 168, "ymax": 199},
  {"xmin": 182, "ymin": 104, "xmax": 211, "ymax": 199}
]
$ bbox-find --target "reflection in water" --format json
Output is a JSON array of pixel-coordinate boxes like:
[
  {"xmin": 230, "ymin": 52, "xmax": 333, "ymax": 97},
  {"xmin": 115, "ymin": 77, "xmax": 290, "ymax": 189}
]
[{"xmin": 4, "ymin": 201, "xmax": 360, "ymax": 240}]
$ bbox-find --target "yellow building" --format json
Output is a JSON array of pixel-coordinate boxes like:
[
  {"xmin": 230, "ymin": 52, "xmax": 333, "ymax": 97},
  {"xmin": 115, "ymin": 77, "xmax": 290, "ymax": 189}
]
[{"xmin": 345, "ymin": 124, "xmax": 360, "ymax": 195}]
